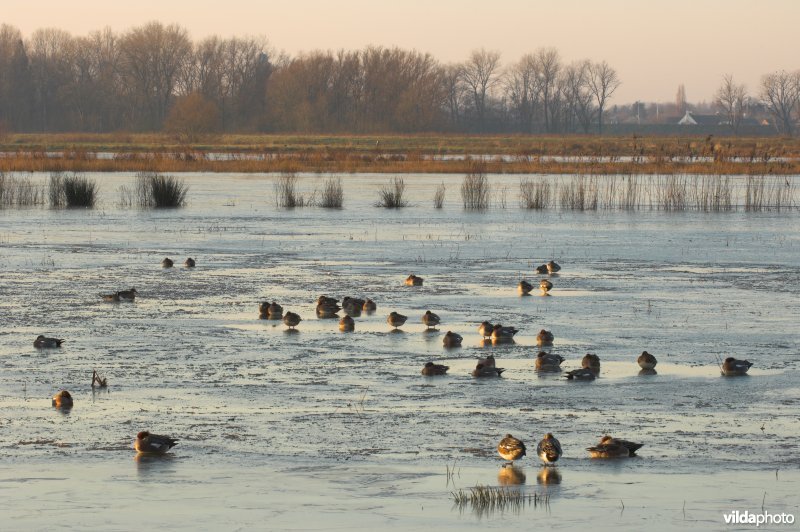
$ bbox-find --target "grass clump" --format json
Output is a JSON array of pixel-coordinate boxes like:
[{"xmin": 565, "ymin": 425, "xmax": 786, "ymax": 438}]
[
  {"xmin": 376, "ymin": 176, "xmax": 408, "ymax": 208},
  {"xmin": 433, "ymin": 182, "xmax": 446, "ymax": 208},
  {"xmin": 461, "ymin": 166, "xmax": 490, "ymax": 209},
  {"xmin": 274, "ymin": 172, "xmax": 307, "ymax": 208},
  {"xmin": 0, "ymin": 172, "xmax": 45, "ymax": 206},
  {"xmin": 49, "ymin": 172, "xmax": 97, "ymax": 208},
  {"xmin": 452, "ymin": 485, "xmax": 549, "ymax": 516},
  {"xmin": 318, "ymin": 176, "xmax": 344, "ymax": 208},
  {"xmin": 135, "ymin": 171, "xmax": 188, "ymax": 208}
]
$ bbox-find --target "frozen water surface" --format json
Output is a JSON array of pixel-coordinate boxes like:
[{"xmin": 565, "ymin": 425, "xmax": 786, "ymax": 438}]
[{"xmin": 0, "ymin": 172, "xmax": 798, "ymax": 529}]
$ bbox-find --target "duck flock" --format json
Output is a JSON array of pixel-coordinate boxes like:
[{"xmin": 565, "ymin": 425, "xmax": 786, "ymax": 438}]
[{"xmin": 34, "ymin": 257, "xmax": 756, "ymax": 462}]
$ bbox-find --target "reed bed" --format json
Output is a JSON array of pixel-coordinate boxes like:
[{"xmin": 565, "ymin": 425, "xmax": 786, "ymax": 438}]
[
  {"xmin": 135, "ymin": 172, "xmax": 188, "ymax": 208},
  {"xmin": 318, "ymin": 176, "xmax": 344, "ymax": 209},
  {"xmin": 48, "ymin": 172, "xmax": 97, "ymax": 208},
  {"xmin": 433, "ymin": 182, "xmax": 446, "ymax": 209},
  {"xmin": 461, "ymin": 166, "xmax": 490, "ymax": 209},
  {"xmin": 376, "ymin": 177, "xmax": 409, "ymax": 208},
  {"xmin": 274, "ymin": 172, "xmax": 307, "ymax": 208},
  {"xmin": 745, "ymin": 175, "xmax": 797, "ymax": 211},
  {"xmin": 451, "ymin": 485, "xmax": 549, "ymax": 515},
  {"xmin": 519, "ymin": 177, "xmax": 552, "ymax": 209},
  {"xmin": 0, "ymin": 172, "xmax": 45, "ymax": 206}
]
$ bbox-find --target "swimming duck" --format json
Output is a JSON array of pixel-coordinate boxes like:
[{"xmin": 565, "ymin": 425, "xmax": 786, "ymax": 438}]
[
  {"xmin": 134, "ymin": 431, "xmax": 179, "ymax": 455},
  {"xmin": 565, "ymin": 367, "xmax": 596, "ymax": 380},
  {"xmin": 497, "ymin": 434, "xmax": 526, "ymax": 464},
  {"xmin": 52, "ymin": 390, "xmax": 73, "ymax": 408},
  {"xmin": 535, "ymin": 264, "xmax": 548, "ymax": 274},
  {"xmin": 491, "ymin": 324, "xmax": 519, "ymax": 342},
  {"xmin": 316, "ymin": 301, "xmax": 341, "ymax": 318},
  {"xmin": 581, "ymin": 353, "xmax": 601, "ymax": 374},
  {"xmin": 101, "ymin": 292, "xmax": 121, "ymax": 302},
  {"xmin": 267, "ymin": 302, "xmax": 283, "ymax": 319},
  {"xmin": 537, "ymin": 433, "xmax": 563, "ymax": 465},
  {"xmin": 317, "ymin": 295, "xmax": 339, "ymax": 306},
  {"xmin": 422, "ymin": 310, "xmax": 441, "ymax": 329},
  {"xmin": 518, "ymin": 280, "xmax": 533, "ymax": 295},
  {"xmin": 421, "ymin": 362, "xmax": 449, "ymax": 376},
  {"xmin": 637, "ymin": 350, "xmax": 657, "ymax": 370},
  {"xmin": 339, "ymin": 315, "xmax": 355, "ymax": 332},
  {"xmin": 118, "ymin": 288, "xmax": 138, "ymax": 300},
  {"xmin": 536, "ymin": 329, "xmax": 555, "ymax": 346},
  {"xmin": 472, "ymin": 363, "xmax": 505, "ymax": 377},
  {"xmin": 34, "ymin": 335, "xmax": 64, "ymax": 348},
  {"xmin": 478, "ymin": 354, "xmax": 496, "ymax": 367},
  {"xmin": 387, "ymin": 311, "xmax": 408, "ymax": 329},
  {"xmin": 161, "ymin": 257, "xmax": 174, "ymax": 268},
  {"xmin": 283, "ymin": 312, "xmax": 302, "ymax": 329},
  {"xmin": 442, "ymin": 331, "xmax": 462, "ymax": 347},
  {"xmin": 721, "ymin": 357, "xmax": 753, "ymax": 376},
  {"xmin": 184, "ymin": 257, "xmax": 195, "ymax": 267},
  {"xmin": 597, "ymin": 435, "xmax": 643, "ymax": 456},
  {"xmin": 342, "ymin": 297, "xmax": 364, "ymax": 316},
  {"xmin": 362, "ymin": 298, "xmax": 377, "ymax": 312},
  {"xmin": 405, "ymin": 274, "xmax": 423, "ymax": 286},
  {"xmin": 535, "ymin": 351, "xmax": 564, "ymax": 370},
  {"xmin": 478, "ymin": 321, "xmax": 494, "ymax": 339},
  {"xmin": 540, "ymin": 279, "xmax": 553, "ymax": 294},
  {"xmin": 546, "ymin": 260, "xmax": 561, "ymax": 273},
  {"xmin": 587, "ymin": 439, "xmax": 631, "ymax": 458}
]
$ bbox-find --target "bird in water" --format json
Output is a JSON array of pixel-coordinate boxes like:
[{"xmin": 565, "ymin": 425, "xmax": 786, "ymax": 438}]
[
  {"xmin": 546, "ymin": 260, "xmax": 561, "ymax": 273},
  {"xmin": 518, "ymin": 280, "xmax": 533, "ymax": 295},
  {"xmin": 339, "ymin": 315, "xmax": 355, "ymax": 332},
  {"xmin": 34, "ymin": 335, "xmax": 64, "ymax": 348},
  {"xmin": 587, "ymin": 437, "xmax": 631, "ymax": 458},
  {"xmin": 387, "ymin": 311, "xmax": 408, "ymax": 329},
  {"xmin": 442, "ymin": 331, "xmax": 462, "ymax": 347},
  {"xmin": 595, "ymin": 435, "xmax": 643, "ymax": 456},
  {"xmin": 134, "ymin": 431, "xmax": 179, "ymax": 455},
  {"xmin": 421, "ymin": 362, "xmax": 449, "ymax": 376},
  {"xmin": 537, "ymin": 433, "xmax": 563, "ymax": 465},
  {"xmin": 497, "ymin": 434, "xmax": 526, "ymax": 465},
  {"xmin": 582, "ymin": 353, "xmax": 601, "ymax": 375},
  {"xmin": 478, "ymin": 321, "xmax": 494, "ymax": 339},
  {"xmin": 52, "ymin": 390, "xmax": 73, "ymax": 408},
  {"xmin": 117, "ymin": 288, "xmax": 138, "ymax": 300},
  {"xmin": 535, "ymin": 351, "xmax": 564, "ymax": 371},
  {"xmin": 721, "ymin": 357, "xmax": 753, "ymax": 376},
  {"xmin": 421, "ymin": 310, "xmax": 441, "ymax": 329},
  {"xmin": 536, "ymin": 329, "xmax": 555, "ymax": 346},
  {"xmin": 161, "ymin": 257, "xmax": 174, "ymax": 268},
  {"xmin": 637, "ymin": 350, "xmax": 657, "ymax": 370},
  {"xmin": 540, "ymin": 279, "xmax": 553, "ymax": 294},
  {"xmin": 472, "ymin": 362, "xmax": 505, "ymax": 377},
  {"xmin": 184, "ymin": 257, "xmax": 196, "ymax": 267},
  {"xmin": 283, "ymin": 312, "xmax": 302, "ymax": 329},
  {"xmin": 405, "ymin": 274, "xmax": 423, "ymax": 286},
  {"xmin": 565, "ymin": 367, "xmax": 596, "ymax": 380}
]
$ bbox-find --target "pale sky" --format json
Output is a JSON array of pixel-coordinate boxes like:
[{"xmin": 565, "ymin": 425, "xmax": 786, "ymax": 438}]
[{"xmin": 3, "ymin": 0, "xmax": 797, "ymax": 104}]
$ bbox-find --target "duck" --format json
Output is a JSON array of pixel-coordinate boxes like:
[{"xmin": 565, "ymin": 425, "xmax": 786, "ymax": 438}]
[
  {"xmin": 536, "ymin": 329, "xmax": 555, "ymax": 346},
  {"xmin": 161, "ymin": 257, "xmax": 174, "ymax": 268},
  {"xmin": 637, "ymin": 350, "xmax": 658, "ymax": 370},
  {"xmin": 581, "ymin": 353, "xmax": 601, "ymax": 374},
  {"xmin": 472, "ymin": 363, "xmax": 505, "ymax": 377},
  {"xmin": 267, "ymin": 302, "xmax": 283, "ymax": 319},
  {"xmin": 51, "ymin": 390, "xmax": 73, "ymax": 408},
  {"xmin": 387, "ymin": 311, "xmax": 408, "ymax": 329},
  {"xmin": 478, "ymin": 321, "xmax": 494, "ymax": 339},
  {"xmin": 565, "ymin": 367, "xmax": 596, "ymax": 380},
  {"xmin": 491, "ymin": 324, "xmax": 518, "ymax": 342},
  {"xmin": 362, "ymin": 298, "xmax": 377, "ymax": 312},
  {"xmin": 101, "ymin": 292, "xmax": 121, "ymax": 302},
  {"xmin": 442, "ymin": 331, "xmax": 462, "ymax": 347},
  {"xmin": 118, "ymin": 288, "xmax": 138, "ymax": 300},
  {"xmin": 342, "ymin": 297, "xmax": 364, "ymax": 316},
  {"xmin": 283, "ymin": 312, "xmax": 302, "ymax": 329},
  {"xmin": 184, "ymin": 257, "xmax": 196, "ymax": 267},
  {"xmin": 497, "ymin": 434, "xmax": 526, "ymax": 464},
  {"xmin": 34, "ymin": 335, "xmax": 64, "ymax": 348},
  {"xmin": 587, "ymin": 438, "xmax": 631, "ymax": 459},
  {"xmin": 134, "ymin": 431, "xmax": 179, "ymax": 455},
  {"xmin": 421, "ymin": 310, "xmax": 441, "ymax": 329},
  {"xmin": 316, "ymin": 301, "xmax": 341, "ymax": 318},
  {"xmin": 317, "ymin": 295, "xmax": 339, "ymax": 306},
  {"xmin": 597, "ymin": 435, "xmax": 644, "ymax": 456},
  {"xmin": 518, "ymin": 280, "xmax": 533, "ymax": 295},
  {"xmin": 535, "ymin": 351, "xmax": 564, "ymax": 370},
  {"xmin": 540, "ymin": 279, "xmax": 553, "ymax": 294},
  {"xmin": 546, "ymin": 260, "xmax": 561, "ymax": 273},
  {"xmin": 339, "ymin": 315, "xmax": 355, "ymax": 332},
  {"xmin": 405, "ymin": 274, "xmax": 423, "ymax": 286},
  {"xmin": 535, "ymin": 264, "xmax": 548, "ymax": 274},
  {"xmin": 421, "ymin": 362, "xmax": 449, "ymax": 376},
  {"xmin": 537, "ymin": 433, "xmax": 563, "ymax": 465},
  {"xmin": 721, "ymin": 357, "xmax": 753, "ymax": 376}
]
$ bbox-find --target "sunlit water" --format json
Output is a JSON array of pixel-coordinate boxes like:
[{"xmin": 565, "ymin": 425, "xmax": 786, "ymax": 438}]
[{"xmin": 1, "ymin": 172, "xmax": 798, "ymax": 529}]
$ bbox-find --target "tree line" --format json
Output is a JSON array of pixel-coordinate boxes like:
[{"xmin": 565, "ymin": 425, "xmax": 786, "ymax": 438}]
[{"xmin": 1, "ymin": 22, "xmax": 798, "ymax": 136}]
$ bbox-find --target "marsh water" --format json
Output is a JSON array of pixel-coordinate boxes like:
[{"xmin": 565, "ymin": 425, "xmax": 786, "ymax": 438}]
[{"xmin": 1, "ymin": 172, "xmax": 798, "ymax": 530}]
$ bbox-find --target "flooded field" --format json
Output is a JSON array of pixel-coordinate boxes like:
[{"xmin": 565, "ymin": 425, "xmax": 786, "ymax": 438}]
[{"xmin": 1, "ymin": 172, "xmax": 798, "ymax": 529}]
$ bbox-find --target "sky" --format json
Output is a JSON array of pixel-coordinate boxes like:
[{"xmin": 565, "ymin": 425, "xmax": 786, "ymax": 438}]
[{"xmin": 3, "ymin": 0, "xmax": 797, "ymax": 104}]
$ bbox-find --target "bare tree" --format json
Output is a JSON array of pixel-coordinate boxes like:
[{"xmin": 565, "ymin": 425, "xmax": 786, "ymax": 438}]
[
  {"xmin": 559, "ymin": 60, "xmax": 595, "ymax": 133},
  {"xmin": 533, "ymin": 48, "xmax": 561, "ymax": 132},
  {"xmin": 675, "ymin": 84, "xmax": 687, "ymax": 115},
  {"xmin": 715, "ymin": 74, "xmax": 747, "ymax": 134},
  {"xmin": 587, "ymin": 60, "xmax": 621, "ymax": 134},
  {"xmin": 443, "ymin": 64, "xmax": 467, "ymax": 129},
  {"xmin": 760, "ymin": 70, "xmax": 800, "ymax": 136},
  {"xmin": 460, "ymin": 48, "xmax": 501, "ymax": 131},
  {"xmin": 504, "ymin": 54, "xmax": 537, "ymax": 132}
]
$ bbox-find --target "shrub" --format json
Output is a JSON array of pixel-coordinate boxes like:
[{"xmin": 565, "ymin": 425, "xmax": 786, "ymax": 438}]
[{"xmin": 62, "ymin": 174, "xmax": 97, "ymax": 207}]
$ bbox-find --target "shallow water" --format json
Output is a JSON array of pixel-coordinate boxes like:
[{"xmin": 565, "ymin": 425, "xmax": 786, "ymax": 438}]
[{"xmin": 1, "ymin": 172, "xmax": 799, "ymax": 529}]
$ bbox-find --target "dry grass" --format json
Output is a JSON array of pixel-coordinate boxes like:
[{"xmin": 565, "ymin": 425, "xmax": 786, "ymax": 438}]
[
  {"xmin": 461, "ymin": 164, "xmax": 490, "ymax": 209},
  {"xmin": 274, "ymin": 172, "xmax": 306, "ymax": 208},
  {"xmin": 433, "ymin": 182, "xmax": 446, "ymax": 208},
  {"xmin": 519, "ymin": 177, "xmax": 552, "ymax": 209},
  {"xmin": 48, "ymin": 172, "xmax": 97, "ymax": 208},
  {"xmin": 135, "ymin": 172, "xmax": 188, "ymax": 208},
  {"xmin": 318, "ymin": 176, "xmax": 344, "ymax": 209},
  {"xmin": 452, "ymin": 485, "xmax": 549, "ymax": 516},
  {"xmin": 376, "ymin": 177, "xmax": 409, "ymax": 208},
  {"xmin": 0, "ymin": 172, "xmax": 45, "ymax": 206}
]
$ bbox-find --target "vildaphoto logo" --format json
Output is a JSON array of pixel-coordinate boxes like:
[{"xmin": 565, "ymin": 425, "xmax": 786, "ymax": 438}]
[{"xmin": 723, "ymin": 510, "xmax": 795, "ymax": 527}]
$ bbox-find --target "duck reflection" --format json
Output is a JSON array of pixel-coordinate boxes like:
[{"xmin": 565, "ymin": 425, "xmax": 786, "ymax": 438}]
[
  {"xmin": 536, "ymin": 467, "xmax": 562, "ymax": 485},
  {"xmin": 638, "ymin": 368, "xmax": 658, "ymax": 376},
  {"xmin": 497, "ymin": 465, "xmax": 526, "ymax": 486}
]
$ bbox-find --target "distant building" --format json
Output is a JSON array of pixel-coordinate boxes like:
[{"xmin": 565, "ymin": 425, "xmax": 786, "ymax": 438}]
[{"xmin": 677, "ymin": 111, "xmax": 722, "ymax": 126}]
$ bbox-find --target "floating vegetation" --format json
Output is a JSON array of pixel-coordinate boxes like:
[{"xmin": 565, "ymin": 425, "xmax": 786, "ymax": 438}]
[{"xmin": 452, "ymin": 485, "xmax": 550, "ymax": 516}]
